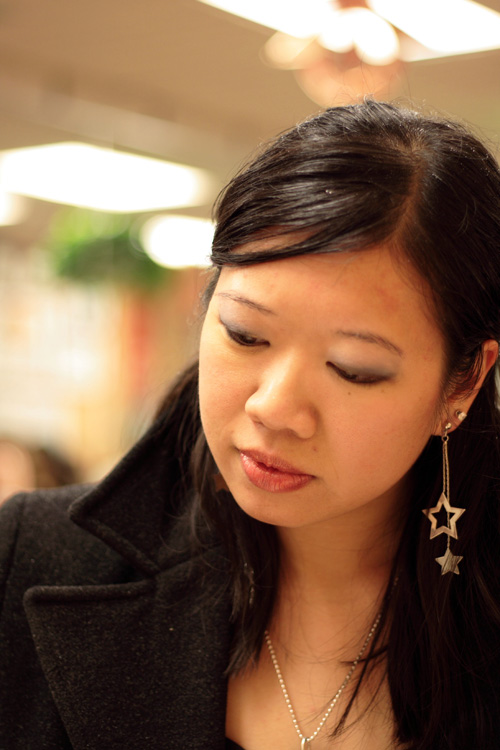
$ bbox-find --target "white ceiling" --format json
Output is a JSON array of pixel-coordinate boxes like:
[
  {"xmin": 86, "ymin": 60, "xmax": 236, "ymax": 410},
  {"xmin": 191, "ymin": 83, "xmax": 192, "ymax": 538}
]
[{"xmin": 1, "ymin": 0, "xmax": 500, "ymax": 244}]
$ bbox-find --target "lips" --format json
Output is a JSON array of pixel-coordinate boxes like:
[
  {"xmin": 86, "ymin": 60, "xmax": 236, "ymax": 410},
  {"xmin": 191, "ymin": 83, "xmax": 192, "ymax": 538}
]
[{"xmin": 239, "ymin": 449, "xmax": 314, "ymax": 493}]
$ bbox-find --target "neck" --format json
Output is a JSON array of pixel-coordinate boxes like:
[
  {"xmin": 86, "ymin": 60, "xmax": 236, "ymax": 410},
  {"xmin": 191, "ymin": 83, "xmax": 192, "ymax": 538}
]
[
  {"xmin": 279, "ymin": 500, "xmax": 401, "ymax": 599},
  {"xmin": 270, "ymin": 498, "xmax": 401, "ymax": 658}
]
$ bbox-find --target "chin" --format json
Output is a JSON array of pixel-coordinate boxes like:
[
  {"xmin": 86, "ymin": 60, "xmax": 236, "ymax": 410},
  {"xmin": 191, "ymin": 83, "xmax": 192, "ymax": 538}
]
[{"xmin": 226, "ymin": 485, "xmax": 319, "ymax": 529}]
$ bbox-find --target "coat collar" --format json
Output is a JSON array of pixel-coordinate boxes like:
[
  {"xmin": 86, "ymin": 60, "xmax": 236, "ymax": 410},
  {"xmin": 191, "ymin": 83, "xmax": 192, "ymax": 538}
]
[
  {"xmin": 25, "ymin": 559, "xmax": 232, "ymax": 748},
  {"xmin": 24, "ymin": 416, "xmax": 233, "ymax": 749},
  {"xmin": 69, "ymin": 414, "xmax": 196, "ymax": 576}
]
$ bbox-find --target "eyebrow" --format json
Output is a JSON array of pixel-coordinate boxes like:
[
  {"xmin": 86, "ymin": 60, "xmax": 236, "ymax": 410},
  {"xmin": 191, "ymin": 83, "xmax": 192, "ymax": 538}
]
[
  {"xmin": 215, "ymin": 292, "xmax": 403, "ymax": 356},
  {"xmin": 215, "ymin": 291, "xmax": 276, "ymax": 315},
  {"xmin": 336, "ymin": 330, "xmax": 404, "ymax": 357}
]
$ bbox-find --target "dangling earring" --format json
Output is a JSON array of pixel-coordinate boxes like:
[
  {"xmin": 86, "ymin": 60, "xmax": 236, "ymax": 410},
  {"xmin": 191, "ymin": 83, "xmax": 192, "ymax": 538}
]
[{"xmin": 422, "ymin": 418, "xmax": 467, "ymax": 575}]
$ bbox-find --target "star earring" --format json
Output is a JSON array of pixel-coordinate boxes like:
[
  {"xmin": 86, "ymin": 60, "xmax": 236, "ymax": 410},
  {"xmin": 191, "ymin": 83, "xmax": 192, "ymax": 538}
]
[{"xmin": 422, "ymin": 413, "xmax": 467, "ymax": 575}]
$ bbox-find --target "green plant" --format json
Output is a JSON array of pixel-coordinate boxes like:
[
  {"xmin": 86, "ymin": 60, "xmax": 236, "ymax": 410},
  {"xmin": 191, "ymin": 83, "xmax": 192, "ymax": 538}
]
[{"xmin": 45, "ymin": 209, "xmax": 172, "ymax": 290}]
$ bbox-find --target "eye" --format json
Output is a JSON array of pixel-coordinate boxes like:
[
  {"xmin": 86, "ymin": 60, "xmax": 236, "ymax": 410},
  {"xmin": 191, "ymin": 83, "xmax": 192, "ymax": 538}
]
[
  {"xmin": 328, "ymin": 363, "xmax": 388, "ymax": 386},
  {"xmin": 222, "ymin": 322, "xmax": 267, "ymax": 348}
]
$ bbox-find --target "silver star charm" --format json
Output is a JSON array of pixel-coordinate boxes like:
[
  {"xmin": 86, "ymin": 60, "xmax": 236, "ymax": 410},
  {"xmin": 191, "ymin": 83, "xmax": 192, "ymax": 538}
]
[
  {"xmin": 435, "ymin": 548, "xmax": 463, "ymax": 575},
  {"xmin": 422, "ymin": 492, "xmax": 465, "ymax": 539}
]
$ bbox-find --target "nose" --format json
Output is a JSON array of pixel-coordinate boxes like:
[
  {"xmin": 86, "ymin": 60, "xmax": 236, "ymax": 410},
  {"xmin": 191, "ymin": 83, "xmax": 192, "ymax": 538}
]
[{"xmin": 244, "ymin": 357, "xmax": 317, "ymax": 439}]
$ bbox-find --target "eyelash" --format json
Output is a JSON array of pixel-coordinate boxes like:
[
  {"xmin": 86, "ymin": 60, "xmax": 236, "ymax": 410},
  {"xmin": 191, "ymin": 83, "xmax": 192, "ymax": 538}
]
[
  {"xmin": 223, "ymin": 324, "xmax": 266, "ymax": 348},
  {"xmin": 328, "ymin": 363, "xmax": 386, "ymax": 386},
  {"xmin": 222, "ymin": 323, "xmax": 387, "ymax": 386}
]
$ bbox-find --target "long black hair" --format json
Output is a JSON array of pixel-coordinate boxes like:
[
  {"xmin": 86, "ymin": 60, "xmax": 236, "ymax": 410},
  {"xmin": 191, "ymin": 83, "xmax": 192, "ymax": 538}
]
[{"xmin": 157, "ymin": 100, "xmax": 500, "ymax": 749}]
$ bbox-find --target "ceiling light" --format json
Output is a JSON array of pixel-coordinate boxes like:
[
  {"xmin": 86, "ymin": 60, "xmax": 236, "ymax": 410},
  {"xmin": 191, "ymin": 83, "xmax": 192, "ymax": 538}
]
[
  {"xmin": 0, "ymin": 143, "xmax": 214, "ymax": 213},
  {"xmin": 0, "ymin": 192, "xmax": 28, "ymax": 226},
  {"xmin": 264, "ymin": 33, "xmax": 320, "ymax": 70},
  {"xmin": 319, "ymin": 10, "xmax": 356, "ymax": 54},
  {"xmin": 201, "ymin": 0, "xmax": 500, "ymax": 63},
  {"xmin": 141, "ymin": 215, "xmax": 214, "ymax": 268},
  {"xmin": 350, "ymin": 9, "xmax": 400, "ymax": 65},
  {"xmin": 198, "ymin": 0, "xmax": 334, "ymax": 38},
  {"xmin": 368, "ymin": 0, "xmax": 500, "ymax": 57},
  {"xmin": 320, "ymin": 8, "xmax": 399, "ymax": 64}
]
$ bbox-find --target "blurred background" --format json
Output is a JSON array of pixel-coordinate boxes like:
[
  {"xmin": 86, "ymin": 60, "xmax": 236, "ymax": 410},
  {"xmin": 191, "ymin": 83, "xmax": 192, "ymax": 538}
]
[{"xmin": 1, "ymin": 0, "xmax": 500, "ymax": 496}]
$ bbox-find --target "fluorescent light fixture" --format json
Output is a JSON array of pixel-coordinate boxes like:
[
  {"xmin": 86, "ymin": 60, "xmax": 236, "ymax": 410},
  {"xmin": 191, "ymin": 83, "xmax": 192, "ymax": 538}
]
[
  {"xmin": 368, "ymin": 0, "xmax": 500, "ymax": 57},
  {"xmin": 351, "ymin": 9, "xmax": 399, "ymax": 65},
  {"xmin": 319, "ymin": 10, "xmax": 357, "ymax": 54},
  {"xmin": 198, "ymin": 0, "xmax": 334, "ymax": 38},
  {"xmin": 141, "ymin": 215, "xmax": 214, "ymax": 268},
  {"xmin": 200, "ymin": 0, "xmax": 500, "ymax": 62},
  {"xmin": 0, "ymin": 143, "xmax": 214, "ymax": 213},
  {"xmin": 264, "ymin": 33, "xmax": 318, "ymax": 70},
  {"xmin": 0, "ymin": 191, "xmax": 28, "ymax": 225},
  {"xmin": 320, "ymin": 9, "xmax": 399, "ymax": 64}
]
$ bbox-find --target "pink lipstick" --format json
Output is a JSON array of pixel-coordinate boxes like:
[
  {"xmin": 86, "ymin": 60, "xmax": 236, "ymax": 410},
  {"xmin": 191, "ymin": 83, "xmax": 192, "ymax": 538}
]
[{"xmin": 239, "ymin": 450, "xmax": 313, "ymax": 493}]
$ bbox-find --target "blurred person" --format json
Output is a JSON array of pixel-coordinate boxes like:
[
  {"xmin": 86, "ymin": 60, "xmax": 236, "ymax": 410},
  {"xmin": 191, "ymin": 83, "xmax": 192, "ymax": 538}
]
[
  {"xmin": 1, "ymin": 100, "xmax": 500, "ymax": 749},
  {"xmin": 0, "ymin": 438, "xmax": 78, "ymax": 504}
]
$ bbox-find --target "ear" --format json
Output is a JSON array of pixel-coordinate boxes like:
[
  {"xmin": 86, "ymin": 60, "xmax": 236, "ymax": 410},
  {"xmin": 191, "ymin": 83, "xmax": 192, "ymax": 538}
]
[{"xmin": 434, "ymin": 339, "xmax": 499, "ymax": 436}]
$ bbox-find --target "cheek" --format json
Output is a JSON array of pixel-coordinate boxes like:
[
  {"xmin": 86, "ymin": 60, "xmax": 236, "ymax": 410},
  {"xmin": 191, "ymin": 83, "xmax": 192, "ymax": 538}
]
[
  {"xmin": 198, "ymin": 328, "xmax": 249, "ymax": 441},
  {"xmin": 387, "ymin": 405, "xmax": 440, "ymax": 478},
  {"xmin": 198, "ymin": 327, "xmax": 220, "ymax": 436},
  {"xmin": 333, "ymin": 387, "xmax": 441, "ymax": 476}
]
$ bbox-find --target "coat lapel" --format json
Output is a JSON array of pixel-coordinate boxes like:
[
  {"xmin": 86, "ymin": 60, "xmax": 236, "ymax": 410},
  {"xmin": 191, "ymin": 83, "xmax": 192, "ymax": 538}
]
[{"xmin": 23, "ymin": 417, "xmax": 233, "ymax": 749}]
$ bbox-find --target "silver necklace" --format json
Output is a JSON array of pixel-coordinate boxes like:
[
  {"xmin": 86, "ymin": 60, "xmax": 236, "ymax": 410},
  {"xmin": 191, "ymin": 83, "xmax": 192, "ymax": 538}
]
[{"xmin": 264, "ymin": 612, "xmax": 381, "ymax": 750}]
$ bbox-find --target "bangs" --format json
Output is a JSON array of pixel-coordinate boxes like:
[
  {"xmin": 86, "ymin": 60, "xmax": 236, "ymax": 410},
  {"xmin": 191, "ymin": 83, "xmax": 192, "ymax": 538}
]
[{"xmin": 210, "ymin": 223, "xmax": 386, "ymax": 268}]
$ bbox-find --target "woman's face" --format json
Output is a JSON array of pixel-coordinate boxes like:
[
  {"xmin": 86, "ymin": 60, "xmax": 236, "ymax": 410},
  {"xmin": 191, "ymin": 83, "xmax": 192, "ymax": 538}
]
[{"xmin": 198, "ymin": 242, "xmax": 448, "ymax": 532}]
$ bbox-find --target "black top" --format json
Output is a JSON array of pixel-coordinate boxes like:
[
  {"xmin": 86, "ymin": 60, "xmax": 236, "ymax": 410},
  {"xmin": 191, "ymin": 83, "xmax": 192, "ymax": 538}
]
[
  {"xmin": 226, "ymin": 741, "xmax": 246, "ymax": 750},
  {"xmin": 0, "ymin": 415, "xmax": 234, "ymax": 748}
]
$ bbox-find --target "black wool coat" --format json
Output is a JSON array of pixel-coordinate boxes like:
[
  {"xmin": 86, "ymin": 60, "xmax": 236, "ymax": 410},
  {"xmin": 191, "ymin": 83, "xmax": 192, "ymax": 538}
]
[{"xmin": 0, "ymin": 417, "xmax": 233, "ymax": 749}]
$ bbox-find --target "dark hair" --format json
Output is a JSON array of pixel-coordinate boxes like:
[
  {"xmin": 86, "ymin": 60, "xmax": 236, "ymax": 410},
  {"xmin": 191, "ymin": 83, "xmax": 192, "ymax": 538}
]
[{"xmin": 157, "ymin": 100, "xmax": 500, "ymax": 749}]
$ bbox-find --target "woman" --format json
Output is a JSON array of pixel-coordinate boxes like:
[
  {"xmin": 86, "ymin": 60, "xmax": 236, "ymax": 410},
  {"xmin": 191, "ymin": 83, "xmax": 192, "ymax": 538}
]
[{"xmin": 1, "ymin": 100, "xmax": 500, "ymax": 749}]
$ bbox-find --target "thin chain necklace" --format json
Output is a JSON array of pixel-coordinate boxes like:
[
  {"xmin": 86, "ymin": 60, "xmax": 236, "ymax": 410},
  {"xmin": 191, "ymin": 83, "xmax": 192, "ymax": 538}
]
[{"xmin": 264, "ymin": 612, "xmax": 382, "ymax": 750}]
